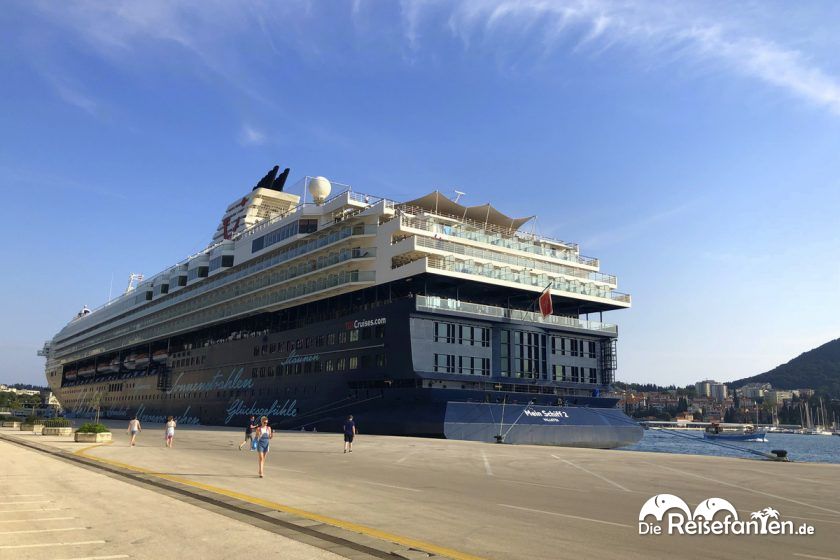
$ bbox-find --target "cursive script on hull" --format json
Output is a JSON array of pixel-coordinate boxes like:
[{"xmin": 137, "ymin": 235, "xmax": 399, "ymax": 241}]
[
  {"xmin": 167, "ymin": 368, "xmax": 254, "ymax": 394},
  {"xmin": 136, "ymin": 404, "xmax": 201, "ymax": 425},
  {"xmin": 224, "ymin": 399, "xmax": 297, "ymax": 425}
]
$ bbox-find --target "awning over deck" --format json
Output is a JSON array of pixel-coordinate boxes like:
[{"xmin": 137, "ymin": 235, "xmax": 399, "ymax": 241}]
[{"xmin": 401, "ymin": 191, "xmax": 534, "ymax": 231}]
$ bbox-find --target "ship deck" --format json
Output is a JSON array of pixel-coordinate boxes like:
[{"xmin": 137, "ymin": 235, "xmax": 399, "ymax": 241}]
[{"xmin": 2, "ymin": 424, "xmax": 838, "ymax": 560}]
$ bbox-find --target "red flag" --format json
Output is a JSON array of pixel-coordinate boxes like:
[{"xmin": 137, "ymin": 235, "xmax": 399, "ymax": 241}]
[{"xmin": 538, "ymin": 285, "xmax": 553, "ymax": 317}]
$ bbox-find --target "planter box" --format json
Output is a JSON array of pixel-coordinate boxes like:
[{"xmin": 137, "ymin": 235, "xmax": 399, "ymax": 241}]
[
  {"xmin": 43, "ymin": 426, "xmax": 73, "ymax": 436},
  {"xmin": 20, "ymin": 424, "xmax": 44, "ymax": 434},
  {"xmin": 74, "ymin": 432, "xmax": 112, "ymax": 443},
  {"xmin": 1, "ymin": 421, "xmax": 21, "ymax": 428}
]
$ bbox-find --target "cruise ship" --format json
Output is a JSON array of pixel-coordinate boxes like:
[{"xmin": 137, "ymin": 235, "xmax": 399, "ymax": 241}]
[{"xmin": 40, "ymin": 166, "xmax": 642, "ymax": 448}]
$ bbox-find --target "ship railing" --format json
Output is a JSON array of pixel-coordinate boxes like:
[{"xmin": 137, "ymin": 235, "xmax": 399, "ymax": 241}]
[
  {"xmin": 397, "ymin": 210, "xmax": 599, "ymax": 267},
  {"xmin": 416, "ymin": 295, "xmax": 618, "ymax": 333},
  {"xmin": 422, "ymin": 256, "xmax": 631, "ymax": 304},
  {"xmin": 412, "ymin": 236, "xmax": 616, "ymax": 285}
]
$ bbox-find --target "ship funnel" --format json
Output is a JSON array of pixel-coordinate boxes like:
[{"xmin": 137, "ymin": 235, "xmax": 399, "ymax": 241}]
[{"xmin": 308, "ymin": 176, "xmax": 332, "ymax": 205}]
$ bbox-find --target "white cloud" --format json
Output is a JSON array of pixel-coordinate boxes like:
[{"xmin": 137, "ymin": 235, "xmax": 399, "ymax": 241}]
[
  {"xmin": 52, "ymin": 81, "xmax": 99, "ymax": 115},
  {"xmin": 402, "ymin": 0, "xmax": 840, "ymax": 116},
  {"xmin": 238, "ymin": 124, "xmax": 267, "ymax": 146}
]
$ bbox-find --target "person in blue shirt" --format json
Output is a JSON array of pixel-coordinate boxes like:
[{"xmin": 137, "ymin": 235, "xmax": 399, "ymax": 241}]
[{"xmin": 343, "ymin": 415, "xmax": 357, "ymax": 453}]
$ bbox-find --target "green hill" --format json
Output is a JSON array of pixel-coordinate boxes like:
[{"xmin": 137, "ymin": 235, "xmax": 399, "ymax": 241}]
[{"xmin": 731, "ymin": 337, "xmax": 840, "ymax": 396}]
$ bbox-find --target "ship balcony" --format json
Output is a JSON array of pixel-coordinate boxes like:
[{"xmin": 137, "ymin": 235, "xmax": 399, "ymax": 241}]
[
  {"xmin": 397, "ymin": 235, "xmax": 617, "ymax": 286},
  {"xmin": 415, "ymin": 295, "xmax": 618, "ymax": 334},
  {"xmin": 396, "ymin": 213, "xmax": 599, "ymax": 269},
  {"xmin": 392, "ymin": 255, "xmax": 631, "ymax": 307}
]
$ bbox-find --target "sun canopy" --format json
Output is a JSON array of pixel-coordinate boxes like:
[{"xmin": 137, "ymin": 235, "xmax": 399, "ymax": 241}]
[{"xmin": 401, "ymin": 191, "xmax": 534, "ymax": 231}]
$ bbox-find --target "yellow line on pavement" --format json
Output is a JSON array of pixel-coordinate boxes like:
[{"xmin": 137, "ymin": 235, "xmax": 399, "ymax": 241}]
[{"xmin": 73, "ymin": 446, "xmax": 485, "ymax": 560}]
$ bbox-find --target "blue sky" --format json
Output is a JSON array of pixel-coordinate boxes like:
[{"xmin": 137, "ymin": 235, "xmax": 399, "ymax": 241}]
[{"xmin": 2, "ymin": 1, "xmax": 838, "ymax": 387}]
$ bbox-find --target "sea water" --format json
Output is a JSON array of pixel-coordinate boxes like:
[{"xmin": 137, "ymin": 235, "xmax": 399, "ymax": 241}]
[{"xmin": 622, "ymin": 430, "xmax": 840, "ymax": 464}]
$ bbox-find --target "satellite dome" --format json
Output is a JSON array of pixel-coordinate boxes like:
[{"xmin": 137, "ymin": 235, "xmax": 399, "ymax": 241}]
[{"xmin": 308, "ymin": 176, "xmax": 332, "ymax": 204}]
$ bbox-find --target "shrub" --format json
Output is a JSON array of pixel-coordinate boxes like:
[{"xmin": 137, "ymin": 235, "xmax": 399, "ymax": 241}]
[
  {"xmin": 0, "ymin": 414, "xmax": 16, "ymax": 421},
  {"xmin": 76, "ymin": 423, "xmax": 110, "ymax": 434},
  {"xmin": 44, "ymin": 417, "xmax": 71, "ymax": 427},
  {"xmin": 24, "ymin": 415, "xmax": 45, "ymax": 424}
]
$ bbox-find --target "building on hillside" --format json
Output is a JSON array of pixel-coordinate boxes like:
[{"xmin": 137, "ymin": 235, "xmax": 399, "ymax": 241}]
[
  {"xmin": 765, "ymin": 390, "xmax": 793, "ymax": 406},
  {"xmin": 710, "ymin": 383, "xmax": 728, "ymax": 401},
  {"xmin": 695, "ymin": 380, "xmax": 713, "ymax": 398},
  {"xmin": 739, "ymin": 382, "xmax": 772, "ymax": 399}
]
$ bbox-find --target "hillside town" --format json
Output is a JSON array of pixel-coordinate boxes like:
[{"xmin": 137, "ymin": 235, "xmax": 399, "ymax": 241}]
[{"xmin": 617, "ymin": 380, "xmax": 837, "ymax": 428}]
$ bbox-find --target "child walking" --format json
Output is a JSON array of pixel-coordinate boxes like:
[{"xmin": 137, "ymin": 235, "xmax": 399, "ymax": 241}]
[
  {"xmin": 127, "ymin": 416, "xmax": 141, "ymax": 446},
  {"xmin": 165, "ymin": 416, "xmax": 176, "ymax": 448}
]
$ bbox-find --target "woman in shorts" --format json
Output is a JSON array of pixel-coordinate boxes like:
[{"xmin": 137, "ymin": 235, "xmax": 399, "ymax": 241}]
[
  {"xmin": 165, "ymin": 416, "xmax": 176, "ymax": 448},
  {"xmin": 255, "ymin": 416, "xmax": 273, "ymax": 478},
  {"xmin": 127, "ymin": 416, "xmax": 141, "ymax": 446}
]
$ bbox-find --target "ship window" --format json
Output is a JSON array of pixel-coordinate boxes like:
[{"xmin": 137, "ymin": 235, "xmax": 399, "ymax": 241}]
[
  {"xmin": 588, "ymin": 341, "xmax": 597, "ymax": 359},
  {"xmin": 251, "ymin": 368, "xmax": 257, "ymax": 378},
  {"xmin": 178, "ymin": 275, "xmax": 187, "ymax": 286},
  {"xmin": 376, "ymin": 354, "xmax": 386, "ymax": 368},
  {"xmin": 434, "ymin": 354, "xmax": 455, "ymax": 374},
  {"xmin": 253, "ymin": 346, "xmax": 260, "ymax": 356},
  {"xmin": 374, "ymin": 325, "xmax": 385, "ymax": 339},
  {"xmin": 313, "ymin": 361, "xmax": 322, "ymax": 373},
  {"xmin": 349, "ymin": 357, "xmax": 358, "ymax": 370},
  {"xmin": 337, "ymin": 358, "xmax": 346, "ymax": 371},
  {"xmin": 571, "ymin": 366, "xmax": 580, "ymax": 383},
  {"xmin": 325, "ymin": 359, "xmax": 334, "ymax": 372},
  {"xmin": 221, "ymin": 255, "xmax": 234, "ymax": 267},
  {"xmin": 589, "ymin": 368, "xmax": 597, "ymax": 384},
  {"xmin": 305, "ymin": 337, "xmax": 312, "ymax": 348},
  {"xmin": 328, "ymin": 333, "xmax": 336, "ymax": 345},
  {"xmin": 350, "ymin": 329, "xmax": 359, "ymax": 342},
  {"xmin": 261, "ymin": 345, "xmax": 268, "ymax": 355},
  {"xmin": 275, "ymin": 365, "xmax": 283, "ymax": 376},
  {"xmin": 338, "ymin": 332, "xmax": 347, "ymax": 344},
  {"xmin": 269, "ymin": 343, "xmax": 276, "ymax": 353},
  {"xmin": 315, "ymin": 335, "xmax": 325, "ymax": 347}
]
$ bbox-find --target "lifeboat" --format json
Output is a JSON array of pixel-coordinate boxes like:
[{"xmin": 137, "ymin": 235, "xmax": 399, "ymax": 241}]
[
  {"xmin": 64, "ymin": 368, "xmax": 77, "ymax": 380},
  {"xmin": 134, "ymin": 352, "xmax": 150, "ymax": 369},
  {"xmin": 152, "ymin": 349, "xmax": 168, "ymax": 363},
  {"xmin": 78, "ymin": 365, "xmax": 95, "ymax": 377},
  {"xmin": 97, "ymin": 357, "xmax": 120, "ymax": 374}
]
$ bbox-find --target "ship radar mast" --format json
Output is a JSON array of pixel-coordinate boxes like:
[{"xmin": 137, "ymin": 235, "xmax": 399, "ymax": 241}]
[{"xmin": 125, "ymin": 273, "xmax": 144, "ymax": 294}]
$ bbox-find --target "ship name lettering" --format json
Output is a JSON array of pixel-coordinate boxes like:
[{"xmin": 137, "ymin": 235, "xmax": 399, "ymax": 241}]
[
  {"xmin": 167, "ymin": 368, "xmax": 253, "ymax": 394},
  {"xmin": 281, "ymin": 350, "xmax": 320, "ymax": 366},
  {"xmin": 224, "ymin": 399, "xmax": 298, "ymax": 424}
]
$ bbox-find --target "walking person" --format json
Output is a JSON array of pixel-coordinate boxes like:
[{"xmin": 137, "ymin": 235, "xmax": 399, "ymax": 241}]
[
  {"xmin": 165, "ymin": 416, "xmax": 176, "ymax": 448},
  {"xmin": 343, "ymin": 415, "xmax": 357, "ymax": 453},
  {"xmin": 127, "ymin": 416, "xmax": 141, "ymax": 446},
  {"xmin": 255, "ymin": 416, "xmax": 273, "ymax": 478},
  {"xmin": 238, "ymin": 416, "xmax": 258, "ymax": 451}
]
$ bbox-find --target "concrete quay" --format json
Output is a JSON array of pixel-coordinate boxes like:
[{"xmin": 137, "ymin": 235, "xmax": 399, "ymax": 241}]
[{"xmin": 2, "ymin": 422, "xmax": 839, "ymax": 560}]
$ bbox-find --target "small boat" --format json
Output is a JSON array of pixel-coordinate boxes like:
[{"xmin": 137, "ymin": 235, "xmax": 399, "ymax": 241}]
[
  {"xmin": 78, "ymin": 365, "xmax": 95, "ymax": 377},
  {"xmin": 151, "ymin": 349, "xmax": 168, "ymax": 363},
  {"xmin": 704, "ymin": 424, "xmax": 767, "ymax": 442},
  {"xmin": 64, "ymin": 368, "xmax": 77, "ymax": 380}
]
